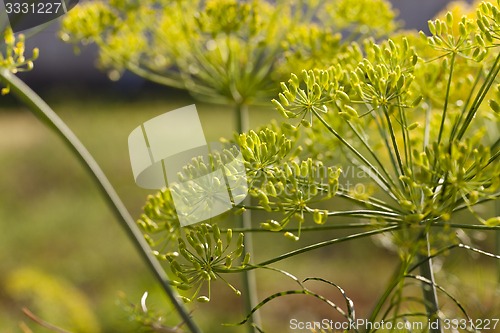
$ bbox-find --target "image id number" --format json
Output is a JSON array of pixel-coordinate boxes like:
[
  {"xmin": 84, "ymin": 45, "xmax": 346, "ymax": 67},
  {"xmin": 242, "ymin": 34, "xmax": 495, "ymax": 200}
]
[
  {"xmin": 443, "ymin": 318, "xmax": 499, "ymax": 330},
  {"xmin": 5, "ymin": 2, "xmax": 63, "ymax": 14}
]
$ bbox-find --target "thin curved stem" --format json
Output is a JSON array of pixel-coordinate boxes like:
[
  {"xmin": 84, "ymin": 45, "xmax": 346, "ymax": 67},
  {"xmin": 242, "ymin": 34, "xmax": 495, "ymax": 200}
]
[
  {"xmin": 221, "ymin": 221, "xmax": 397, "ymax": 233},
  {"xmin": 431, "ymin": 222, "xmax": 500, "ymax": 230},
  {"xmin": 410, "ymin": 243, "xmax": 500, "ymax": 274},
  {"xmin": 22, "ymin": 308, "xmax": 72, "ymax": 333},
  {"xmin": 0, "ymin": 69, "xmax": 201, "ymax": 333},
  {"xmin": 221, "ymin": 225, "xmax": 400, "ymax": 273},
  {"xmin": 336, "ymin": 191, "xmax": 404, "ymax": 213}
]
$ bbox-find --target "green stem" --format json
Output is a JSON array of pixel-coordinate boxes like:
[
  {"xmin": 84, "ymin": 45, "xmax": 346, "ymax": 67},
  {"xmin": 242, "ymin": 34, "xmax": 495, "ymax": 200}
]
[
  {"xmin": 240, "ymin": 205, "xmax": 402, "ymax": 222},
  {"xmin": 456, "ymin": 51, "xmax": 500, "ymax": 140},
  {"xmin": 382, "ymin": 106, "xmax": 405, "ymax": 177},
  {"xmin": 417, "ymin": 230, "xmax": 442, "ymax": 333},
  {"xmin": 409, "ymin": 243, "xmax": 500, "ymax": 274},
  {"xmin": 235, "ymin": 103, "xmax": 261, "ymax": 333},
  {"xmin": 336, "ymin": 190, "xmax": 404, "ymax": 213},
  {"xmin": 240, "ymin": 225, "xmax": 400, "ymax": 270},
  {"xmin": 345, "ymin": 120, "xmax": 403, "ymax": 197},
  {"xmin": 437, "ymin": 52, "xmax": 456, "ymax": 144},
  {"xmin": 218, "ymin": 227, "xmax": 401, "ymax": 276},
  {"xmin": 449, "ymin": 66, "xmax": 483, "ymax": 141},
  {"xmin": 224, "ymin": 221, "xmax": 397, "ymax": 233},
  {"xmin": 398, "ymin": 100, "xmax": 411, "ymax": 170},
  {"xmin": 312, "ymin": 109, "xmax": 397, "ymax": 200},
  {"xmin": 370, "ymin": 109, "xmax": 401, "ymax": 182},
  {"xmin": 322, "ymin": 209, "xmax": 402, "ymax": 222},
  {"xmin": 431, "ymin": 222, "xmax": 500, "ymax": 230},
  {"xmin": 0, "ymin": 69, "xmax": 202, "ymax": 333},
  {"xmin": 453, "ymin": 192, "xmax": 500, "ymax": 213}
]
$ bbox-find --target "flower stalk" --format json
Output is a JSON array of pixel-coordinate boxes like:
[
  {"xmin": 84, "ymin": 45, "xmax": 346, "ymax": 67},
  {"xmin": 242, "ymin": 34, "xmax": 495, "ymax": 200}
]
[
  {"xmin": 0, "ymin": 69, "xmax": 201, "ymax": 333},
  {"xmin": 418, "ymin": 231, "xmax": 442, "ymax": 333}
]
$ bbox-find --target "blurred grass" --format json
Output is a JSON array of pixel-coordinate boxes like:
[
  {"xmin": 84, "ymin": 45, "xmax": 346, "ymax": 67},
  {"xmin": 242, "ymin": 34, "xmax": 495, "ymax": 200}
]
[{"xmin": 0, "ymin": 90, "xmax": 498, "ymax": 332}]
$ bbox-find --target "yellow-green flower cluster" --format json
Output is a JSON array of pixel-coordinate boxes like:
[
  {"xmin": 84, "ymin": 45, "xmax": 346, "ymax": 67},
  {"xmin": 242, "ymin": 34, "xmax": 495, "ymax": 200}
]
[
  {"xmin": 272, "ymin": 67, "xmax": 349, "ymax": 126},
  {"xmin": 323, "ymin": 0, "xmax": 397, "ymax": 37},
  {"xmin": 138, "ymin": 189, "xmax": 180, "ymax": 248},
  {"xmin": 409, "ymin": 136, "xmax": 500, "ymax": 225},
  {"xmin": 60, "ymin": 0, "xmax": 398, "ymax": 103},
  {"xmin": 0, "ymin": 29, "xmax": 39, "ymax": 94},
  {"xmin": 352, "ymin": 38, "xmax": 420, "ymax": 110},
  {"xmin": 477, "ymin": 0, "xmax": 500, "ymax": 44},
  {"xmin": 271, "ymin": 4, "xmax": 499, "ymax": 228},
  {"xmin": 236, "ymin": 128, "xmax": 293, "ymax": 177},
  {"xmin": 160, "ymin": 223, "xmax": 249, "ymax": 303},
  {"xmin": 254, "ymin": 158, "xmax": 340, "ymax": 240}
]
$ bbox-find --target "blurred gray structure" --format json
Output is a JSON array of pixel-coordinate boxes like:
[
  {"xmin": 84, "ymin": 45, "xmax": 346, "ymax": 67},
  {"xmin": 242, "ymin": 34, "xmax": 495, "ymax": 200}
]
[
  {"xmin": 391, "ymin": 0, "xmax": 473, "ymax": 31},
  {"xmin": 16, "ymin": 0, "xmax": 472, "ymax": 90}
]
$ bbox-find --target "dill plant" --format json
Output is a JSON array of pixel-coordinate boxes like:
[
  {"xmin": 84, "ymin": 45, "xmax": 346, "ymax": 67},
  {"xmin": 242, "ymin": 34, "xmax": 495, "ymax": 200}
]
[
  {"xmin": 127, "ymin": 1, "xmax": 500, "ymax": 332},
  {"xmin": 1, "ymin": 0, "xmax": 497, "ymax": 332},
  {"xmin": 59, "ymin": 1, "xmax": 398, "ymax": 331}
]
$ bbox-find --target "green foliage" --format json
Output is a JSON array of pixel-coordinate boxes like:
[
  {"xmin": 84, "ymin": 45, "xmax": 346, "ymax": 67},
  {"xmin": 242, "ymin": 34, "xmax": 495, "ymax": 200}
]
[
  {"xmin": 0, "ymin": 28, "xmax": 38, "ymax": 94},
  {"xmin": 272, "ymin": 2, "xmax": 499, "ymax": 229}
]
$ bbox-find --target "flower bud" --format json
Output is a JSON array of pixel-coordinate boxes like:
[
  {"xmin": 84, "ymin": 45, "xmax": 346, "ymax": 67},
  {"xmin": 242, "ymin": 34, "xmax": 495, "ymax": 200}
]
[
  {"xmin": 242, "ymin": 252, "xmax": 251, "ymax": 266},
  {"xmin": 197, "ymin": 296, "xmax": 210, "ymax": 303},
  {"xmin": 489, "ymin": 99, "xmax": 500, "ymax": 113},
  {"xmin": 290, "ymin": 73, "xmax": 299, "ymax": 87},
  {"xmin": 428, "ymin": 20, "xmax": 436, "ymax": 35},
  {"xmin": 407, "ymin": 122, "xmax": 420, "ymax": 130},
  {"xmin": 313, "ymin": 209, "xmax": 327, "ymax": 225},
  {"xmin": 446, "ymin": 12, "xmax": 453, "ymax": 28},
  {"xmin": 484, "ymin": 217, "xmax": 500, "ymax": 227},
  {"xmin": 225, "ymin": 256, "xmax": 232, "ymax": 268},
  {"xmin": 336, "ymin": 90, "xmax": 350, "ymax": 103},
  {"xmin": 459, "ymin": 22, "xmax": 467, "ymax": 38},
  {"xmin": 284, "ymin": 232, "xmax": 299, "ymax": 241},
  {"xmin": 411, "ymin": 95, "xmax": 423, "ymax": 108}
]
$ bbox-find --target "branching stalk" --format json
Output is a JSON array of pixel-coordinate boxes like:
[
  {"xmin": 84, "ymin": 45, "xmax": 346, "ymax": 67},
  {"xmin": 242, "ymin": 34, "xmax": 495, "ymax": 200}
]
[
  {"xmin": 417, "ymin": 231, "xmax": 442, "ymax": 333},
  {"xmin": 312, "ymin": 109, "xmax": 398, "ymax": 201},
  {"xmin": 456, "ymin": 51, "xmax": 500, "ymax": 140},
  {"xmin": 437, "ymin": 52, "xmax": 456, "ymax": 144},
  {"xmin": 382, "ymin": 105, "xmax": 405, "ymax": 177},
  {"xmin": 0, "ymin": 69, "xmax": 202, "ymax": 333}
]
